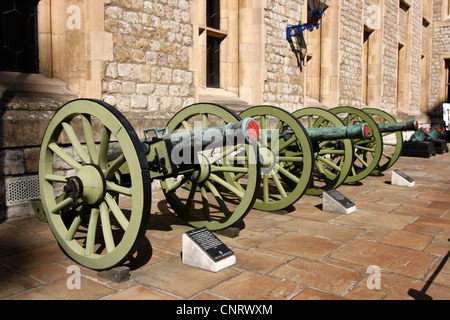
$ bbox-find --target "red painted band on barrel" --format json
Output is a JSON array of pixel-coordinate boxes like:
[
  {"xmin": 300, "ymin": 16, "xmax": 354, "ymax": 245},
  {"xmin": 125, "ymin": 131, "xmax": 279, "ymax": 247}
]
[
  {"xmin": 247, "ymin": 120, "xmax": 260, "ymax": 141},
  {"xmin": 363, "ymin": 124, "xmax": 370, "ymax": 139}
]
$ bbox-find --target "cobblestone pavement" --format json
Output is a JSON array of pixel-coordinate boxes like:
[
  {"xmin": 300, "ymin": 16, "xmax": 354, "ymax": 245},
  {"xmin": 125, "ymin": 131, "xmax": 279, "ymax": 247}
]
[{"xmin": 1, "ymin": 145, "xmax": 449, "ymax": 301}]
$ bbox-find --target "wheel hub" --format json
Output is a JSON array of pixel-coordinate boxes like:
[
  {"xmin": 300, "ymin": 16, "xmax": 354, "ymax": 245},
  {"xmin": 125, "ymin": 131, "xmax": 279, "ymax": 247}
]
[
  {"xmin": 259, "ymin": 146, "xmax": 277, "ymax": 175},
  {"xmin": 65, "ymin": 164, "xmax": 106, "ymax": 205}
]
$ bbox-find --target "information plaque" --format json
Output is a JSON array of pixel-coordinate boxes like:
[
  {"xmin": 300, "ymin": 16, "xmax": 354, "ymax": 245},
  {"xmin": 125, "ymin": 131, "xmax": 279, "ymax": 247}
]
[
  {"xmin": 323, "ymin": 189, "xmax": 356, "ymax": 215},
  {"xmin": 392, "ymin": 169, "xmax": 415, "ymax": 187},
  {"xmin": 185, "ymin": 227, "xmax": 234, "ymax": 261},
  {"xmin": 393, "ymin": 170, "xmax": 414, "ymax": 183},
  {"xmin": 326, "ymin": 189, "xmax": 355, "ymax": 209}
]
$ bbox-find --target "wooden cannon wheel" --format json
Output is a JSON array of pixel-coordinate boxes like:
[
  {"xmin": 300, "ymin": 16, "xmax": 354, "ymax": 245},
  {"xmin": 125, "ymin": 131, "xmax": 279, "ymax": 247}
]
[
  {"xmin": 160, "ymin": 103, "xmax": 261, "ymax": 231},
  {"xmin": 39, "ymin": 99, "xmax": 151, "ymax": 271},
  {"xmin": 292, "ymin": 108, "xmax": 355, "ymax": 195},
  {"xmin": 330, "ymin": 106, "xmax": 384, "ymax": 183},
  {"xmin": 363, "ymin": 108, "xmax": 403, "ymax": 174},
  {"xmin": 239, "ymin": 105, "xmax": 314, "ymax": 211}
]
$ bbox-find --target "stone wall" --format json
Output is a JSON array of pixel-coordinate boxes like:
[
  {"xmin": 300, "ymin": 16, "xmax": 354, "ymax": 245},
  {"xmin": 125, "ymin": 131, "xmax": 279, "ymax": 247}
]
[
  {"xmin": 409, "ymin": 0, "xmax": 424, "ymax": 116},
  {"xmin": 430, "ymin": 0, "xmax": 450, "ymax": 116},
  {"xmin": 264, "ymin": 0, "xmax": 304, "ymax": 112},
  {"xmin": 102, "ymin": 0, "xmax": 195, "ymax": 123},
  {"xmin": 338, "ymin": 0, "xmax": 364, "ymax": 108},
  {"xmin": 381, "ymin": 0, "xmax": 399, "ymax": 114}
]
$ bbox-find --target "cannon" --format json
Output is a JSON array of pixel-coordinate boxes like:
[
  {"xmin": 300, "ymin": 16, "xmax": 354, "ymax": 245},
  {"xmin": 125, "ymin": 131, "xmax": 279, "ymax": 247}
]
[
  {"xmin": 328, "ymin": 107, "xmax": 419, "ymax": 183},
  {"xmin": 236, "ymin": 106, "xmax": 369, "ymax": 211},
  {"xmin": 406, "ymin": 126, "xmax": 448, "ymax": 154},
  {"xmin": 39, "ymin": 99, "xmax": 261, "ymax": 270}
]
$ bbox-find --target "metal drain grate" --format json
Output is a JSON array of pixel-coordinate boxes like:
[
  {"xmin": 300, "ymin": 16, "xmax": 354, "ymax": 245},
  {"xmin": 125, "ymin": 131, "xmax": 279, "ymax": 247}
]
[{"xmin": 5, "ymin": 175, "xmax": 41, "ymax": 206}]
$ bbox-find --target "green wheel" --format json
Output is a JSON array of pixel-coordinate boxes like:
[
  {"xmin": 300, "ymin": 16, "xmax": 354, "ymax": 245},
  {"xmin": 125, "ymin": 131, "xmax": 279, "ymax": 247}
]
[
  {"xmin": 330, "ymin": 106, "xmax": 383, "ymax": 183},
  {"xmin": 239, "ymin": 105, "xmax": 314, "ymax": 211},
  {"xmin": 363, "ymin": 108, "xmax": 403, "ymax": 173},
  {"xmin": 39, "ymin": 99, "xmax": 151, "ymax": 271},
  {"xmin": 160, "ymin": 103, "xmax": 260, "ymax": 230},
  {"xmin": 292, "ymin": 108, "xmax": 354, "ymax": 195}
]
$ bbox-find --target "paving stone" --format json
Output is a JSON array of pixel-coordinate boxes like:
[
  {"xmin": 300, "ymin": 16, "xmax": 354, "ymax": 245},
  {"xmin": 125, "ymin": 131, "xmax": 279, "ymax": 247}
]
[
  {"xmin": 276, "ymin": 218, "xmax": 365, "ymax": 242},
  {"xmin": 232, "ymin": 247, "xmax": 286, "ymax": 274},
  {"xmin": 405, "ymin": 216, "xmax": 450, "ymax": 236},
  {"xmin": 8, "ymin": 278, "xmax": 116, "ymax": 300},
  {"xmin": 291, "ymin": 288, "xmax": 348, "ymax": 300},
  {"xmin": 0, "ymin": 244, "xmax": 68, "ymax": 271},
  {"xmin": 105, "ymin": 285, "xmax": 178, "ymax": 300},
  {"xmin": 132, "ymin": 257, "xmax": 236, "ymax": 298},
  {"xmin": 0, "ymin": 264, "xmax": 41, "ymax": 299},
  {"xmin": 379, "ymin": 230, "xmax": 433, "ymax": 250},
  {"xmin": 0, "ymin": 226, "xmax": 55, "ymax": 257},
  {"xmin": 330, "ymin": 240, "xmax": 437, "ymax": 279},
  {"xmin": 209, "ymin": 271, "xmax": 301, "ymax": 300},
  {"xmin": 260, "ymin": 232, "xmax": 343, "ymax": 260},
  {"xmin": 331, "ymin": 211, "xmax": 416, "ymax": 230},
  {"xmin": 27, "ymin": 263, "xmax": 69, "ymax": 283},
  {"xmin": 362, "ymin": 273, "xmax": 450, "ymax": 300},
  {"xmin": 269, "ymin": 257, "xmax": 362, "ymax": 296}
]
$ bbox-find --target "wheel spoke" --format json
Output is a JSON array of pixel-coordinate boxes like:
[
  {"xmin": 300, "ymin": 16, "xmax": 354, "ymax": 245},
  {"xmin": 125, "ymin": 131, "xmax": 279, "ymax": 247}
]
[
  {"xmin": 105, "ymin": 193, "xmax": 129, "ymax": 231},
  {"xmin": 202, "ymin": 114, "xmax": 208, "ymax": 129},
  {"xmin": 85, "ymin": 208, "xmax": 100, "ymax": 256},
  {"xmin": 100, "ymin": 202, "xmax": 115, "ymax": 253},
  {"xmin": 209, "ymin": 173, "xmax": 245, "ymax": 199},
  {"xmin": 279, "ymin": 136, "xmax": 297, "ymax": 152},
  {"xmin": 210, "ymin": 165, "xmax": 248, "ymax": 174},
  {"xmin": 51, "ymin": 197, "xmax": 74, "ymax": 214},
  {"xmin": 204, "ymin": 181, "xmax": 232, "ymax": 217},
  {"xmin": 65, "ymin": 215, "xmax": 82, "ymax": 241},
  {"xmin": 98, "ymin": 127, "xmax": 112, "ymax": 170},
  {"xmin": 82, "ymin": 114, "xmax": 99, "ymax": 164},
  {"xmin": 209, "ymin": 144, "xmax": 240, "ymax": 164},
  {"xmin": 354, "ymin": 153, "xmax": 369, "ymax": 168},
  {"xmin": 200, "ymin": 187, "xmax": 210, "ymax": 220},
  {"xmin": 105, "ymin": 154, "xmax": 126, "ymax": 180},
  {"xmin": 355, "ymin": 145, "xmax": 376, "ymax": 152},
  {"xmin": 317, "ymin": 156, "xmax": 342, "ymax": 172},
  {"xmin": 181, "ymin": 120, "xmax": 192, "ymax": 131},
  {"xmin": 166, "ymin": 175, "xmax": 190, "ymax": 192},
  {"xmin": 319, "ymin": 149, "xmax": 346, "ymax": 156},
  {"xmin": 184, "ymin": 180, "xmax": 198, "ymax": 212},
  {"xmin": 271, "ymin": 172, "xmax": 288, "ymax": 198},
  {"xmin": 278, "ymin": 155, "xmax": 304, "ymax": 162},
  {"xmin": 62, "ymin": 122, "xmax": 90, "ymax": 165},
  {"xmin": 262, "ymin": 175, "xmax": 269, "ymax": 203},
  {"xmin": 106, "ymin": 181, "xmax": 131, "ymax": 196},
  {"xmin": 278, "ymin": 166, "xmax": 300, "ymax": 184},
  {"xmin": 49, "ymin": 143, "xmax": 82, "ymax": 170},
  {"xmin": 45, "ymin": 174, "xmax": 67, "ymax": 183},
  {"xmin": 260, "ymin": 115, "xmax": 268, "ymax": 146}
]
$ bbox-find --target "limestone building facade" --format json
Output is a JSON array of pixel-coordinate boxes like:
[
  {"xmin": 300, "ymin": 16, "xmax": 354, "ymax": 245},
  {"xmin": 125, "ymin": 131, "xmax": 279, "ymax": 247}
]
[{"xmin": 1, "ymin": 0, "xmax": 449, "ymax": 219}]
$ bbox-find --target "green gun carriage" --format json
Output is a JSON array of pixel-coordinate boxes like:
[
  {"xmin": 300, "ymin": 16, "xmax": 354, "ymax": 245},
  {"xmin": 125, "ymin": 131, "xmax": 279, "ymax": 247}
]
[
  {"xmin": 39, "ymin": 99, "xmax": 262, "ymax": 270},
  {"xmin": 38, "ymin": 99, "xmax": 418, "ymax": 271}
]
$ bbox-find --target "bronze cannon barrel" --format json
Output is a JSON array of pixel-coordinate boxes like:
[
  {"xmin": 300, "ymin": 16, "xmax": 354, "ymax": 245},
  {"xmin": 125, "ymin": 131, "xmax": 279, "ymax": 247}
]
[
  {"xmin": 305, "ymin": 123, "xmax": 370, "ymax": 141},
  {"xmin": 270, "ymin": 123, "xmax": 370, "ymax": 142},
  {"xmin": 107, "ymin": 117, "xmax": 260, "ymax": 161},
  {"xmin": 377, "ymin": 120, "xmax": 418, "ymax": 133}
]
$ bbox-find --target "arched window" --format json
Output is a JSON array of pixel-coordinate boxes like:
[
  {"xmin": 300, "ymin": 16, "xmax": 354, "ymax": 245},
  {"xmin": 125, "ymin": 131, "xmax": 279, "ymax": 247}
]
[{"xmin": 0, "ymin": 0, "xmax": 39, "ymax": 73}]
